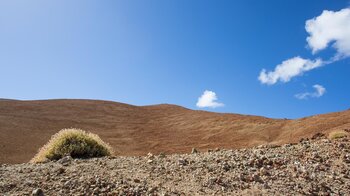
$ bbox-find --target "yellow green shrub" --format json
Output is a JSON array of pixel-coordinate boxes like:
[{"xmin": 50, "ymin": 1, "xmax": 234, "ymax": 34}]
[
  {"xmin": 328, "ymin": 130, "xmax": 348, "ymax": 140},
  {"xmin": 31, "ymin": 128, "xmax": 113, "ymax": 163}
]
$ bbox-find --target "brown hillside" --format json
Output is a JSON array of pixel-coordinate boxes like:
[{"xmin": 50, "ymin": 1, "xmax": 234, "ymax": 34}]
[{"xmin": 0, "ymin": 99, "xmax": 349, "ymax": 163}]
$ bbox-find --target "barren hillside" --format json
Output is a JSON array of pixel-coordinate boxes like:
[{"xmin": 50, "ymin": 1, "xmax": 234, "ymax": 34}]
[{"xmin": 0, "ymin": 99, "xmax": 349, "ymax": 163}]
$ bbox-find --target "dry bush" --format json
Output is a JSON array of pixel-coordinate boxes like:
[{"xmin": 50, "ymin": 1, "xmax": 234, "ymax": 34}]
[
  {"xmin": 328, "ymin": 130, "xmax": 348, "ymax": 140},
  {"xmin": 31, "ymin": 128, "xmax": 113, "ymax": 163}
]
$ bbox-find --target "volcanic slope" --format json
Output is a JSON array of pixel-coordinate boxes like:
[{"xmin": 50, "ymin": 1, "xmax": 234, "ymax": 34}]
[{"xmin": 0, "ymin": 99, "xmax": 349, "ymax": 163}]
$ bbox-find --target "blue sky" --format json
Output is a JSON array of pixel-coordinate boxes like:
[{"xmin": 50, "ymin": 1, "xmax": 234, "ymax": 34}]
[{"xmin": 0, "ymin": 0, "xmax": 349, "ymax": 119}]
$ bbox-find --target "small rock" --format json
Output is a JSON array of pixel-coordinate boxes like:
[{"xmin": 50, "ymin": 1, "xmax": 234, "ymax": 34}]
[
  {"xmin": 222, "ymin": 163, "xmax": 230, "ymax": 171},
  {"xmin": 259, "ymin": 167, "xmax": 270, "ymax": 176},
  {"xmin": 263, "ymin": 183, "xmax": 271, "ymax": 189},
  {"xmin": 41, "ymin": 158, "xmax": 50, "ymax": 163},
  {"xmin": 147, "ymin": 153, "xmax": 155, "ymax": 160},
  {"xmin": 312, "ymin": 133, "xmax": 325, "ymax": 140},
  {"xmin": 158, "ymin": 152, "xmax": 166, "ymax": 158},
  {"xmin": 134, "ymin": 179, "xmax": 141, "ymax": 183},
  {"xmin": 191, "ymin": 148, "xmax": 199, "ymax": 154},
  {"xmin": 58, "ymin": 156, "xmax": 72, "ymax": 166},
  {"xmin": 32, "ymin": 188, "xmax": 44, "ymax": 196},
  {"xmin": 64, "ymin": 180, "xmax": 71, "ymax": 187},
  {"xmin": 338, "ymin": 143, "xmax": 345, "ymax": 148},
  {"xmin": 251, "ymin": 174, "xmax": 264, "ymax": 183},
  {"xmin": 147, "ymin": 159, "xmax": 153, "ymax": 164},
  {"xmin": 93, "ymin": 187, "xmax": 100, "ymax": 194},
  {"xmin": 56, "ymin": 167, "xmax": 65, "ymax": 175},
  {"xmin": 239, "ymin": 174, "xmax": 247, "ymax": 182},
  {"xmin": 343, "ymin": 154, "xmax": 350, "ymax": 163},
  {"xmin": 148, "ymin": 187, "xmax": 157, "ymax": 193},
  {"xmin": 178, "ymin": 158, "xmax": 189, "ymax": 166}
]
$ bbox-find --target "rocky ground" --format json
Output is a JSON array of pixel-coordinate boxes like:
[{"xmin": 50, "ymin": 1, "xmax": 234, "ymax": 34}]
[{"xmin": 1, "ymin": 135, "xmax": 350, "ymax": 196}]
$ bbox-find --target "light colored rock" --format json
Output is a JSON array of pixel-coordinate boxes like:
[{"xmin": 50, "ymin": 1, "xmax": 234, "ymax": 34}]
[{"xmin": 32, "ymin": 188, "xmax": 44, "ymax": 196}]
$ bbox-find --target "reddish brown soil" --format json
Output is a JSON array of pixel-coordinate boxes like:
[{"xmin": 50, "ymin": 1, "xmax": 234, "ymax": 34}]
[{"xmin": 0, "ymin": 99, "xmax": 349, "ymax": 164}]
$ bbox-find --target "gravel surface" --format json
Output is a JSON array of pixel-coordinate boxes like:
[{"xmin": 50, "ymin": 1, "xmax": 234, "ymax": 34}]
[{"xmin": 1, "ymin": 136, "xmax": 350, "ymax": 195}]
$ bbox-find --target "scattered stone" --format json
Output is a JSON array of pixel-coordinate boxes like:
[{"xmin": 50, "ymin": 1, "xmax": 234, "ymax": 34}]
[
  {"xmin": 133, "ymin": 179, "xmax": 140, "ymax": 183},
  {"xmin": 147, "ymin": 153, "xmax": 154, "ymax": 159},
  {"xmin": 158, "ymin": 152, "xmax": 166, "ymax": 158},
  {"xmin": 263, "ymin": 183, "xmax": 270, "ymax": 189},
  {"xmin": 56, "ymin": 167, "xmax": 65, "ymax": 175},
  {"xmin": 178, "ymin": 158, "xmax": 188, "ymax": 166},
  {"xmin": 1, "ymin": 138, "xmax": 350, "ymax": 195},
  {"xmin": 191, "ymin": 148, "xmax": 199, "ymax": 154},
  {"xmin": 259, "ymin": 167, "xmax": 269, "ymax": 176},
  {"xmin": 251, "ymin": 174, "xmax": 263, "ymax": 183},
  {"xmin": 58, "ymin": 156, "xmax": 72, "ymax": 166},
  {"xmin": 32, "ymin": 188, "xmax": 44, "ymax": 196},
  {"xmin": 312, "ymin": 133, "xmax": 325, "ymax": 140},
  {"xmin": 147, "ymin": 159, "xmax": 153, "ymax": 164}
]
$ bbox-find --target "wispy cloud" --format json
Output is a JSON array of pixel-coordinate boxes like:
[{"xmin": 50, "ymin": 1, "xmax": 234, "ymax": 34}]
[
  {"xmin": 196, "ymin": 90, "xmax": 224, "ymax": 108},
  {"xmin": 259, "ymin": 8, "xmax": 350, "ymax": 85},
  {"xmin": 295, "ymin": 84, "xmax": 326, "ymax": 100},
  {"xmin": 258, "ymin": 57, "xmax": 323, "ymax": 85}
]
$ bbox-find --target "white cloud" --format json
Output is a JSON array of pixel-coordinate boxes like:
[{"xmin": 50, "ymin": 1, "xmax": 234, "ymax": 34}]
[
  {"xmin": 295, "ymin": 84, "xmax": 326, "ymax": 100},
  {"xmin": 196, "ymin": 90, "xmax": 224, "ymax": 108},
  {"xmin": 258, "ymin": 57, "xmax": 323, "ymax": 85},
  {"xmin": 306, "ymin": 8, "xmax": 350, "ymax": 58},
  {"xmin": 259, "ymin": 8, "xmax": 350, "ymax": 86}
]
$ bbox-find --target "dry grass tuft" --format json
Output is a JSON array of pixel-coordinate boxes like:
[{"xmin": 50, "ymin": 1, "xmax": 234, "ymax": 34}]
[
  {"xmin": 328, "ymin": 130, "xmax": 348, "ymax": 140},
  {"xmin": 31, "ymin": 128, "xmax": 113, "ymax": 163}
]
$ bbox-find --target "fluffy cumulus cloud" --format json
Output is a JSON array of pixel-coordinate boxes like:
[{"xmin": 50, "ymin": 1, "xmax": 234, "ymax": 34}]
[
  {"xmin": 259, "ymin": 8, "xmax": 350, "ymax": 85},
  {"xmin": 306, "ymin": 8, "xmax": 350, "ymax": 58},
  {"xmin": 258, "ymin": 57, "xmax": 323, "ymax": 85},
  {"xmin": 295, "ymin": 84, "xmax": 326, "ymax": 100},
  {"xmin": 196, "ymin": 90, "xmax": 224, "ymax": 108}
]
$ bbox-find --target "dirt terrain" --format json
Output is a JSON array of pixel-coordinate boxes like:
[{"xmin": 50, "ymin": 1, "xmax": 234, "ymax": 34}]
[
  {"xmin": 1, "ymin": 136, "xmax": 349, "ymax": 195},
  {"xmin": 0, "ymin": 99, "xmax": 350, "ymax": 164}
]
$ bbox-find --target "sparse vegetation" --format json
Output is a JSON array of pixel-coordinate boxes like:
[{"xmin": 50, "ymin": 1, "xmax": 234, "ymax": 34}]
[
  {"xmin": 31, "ymin": 128, "xmax": 113, "ymax": 163},
  {"xmin": 328, "ymin": 130, "xmax": 348, "ymax": 140}
]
